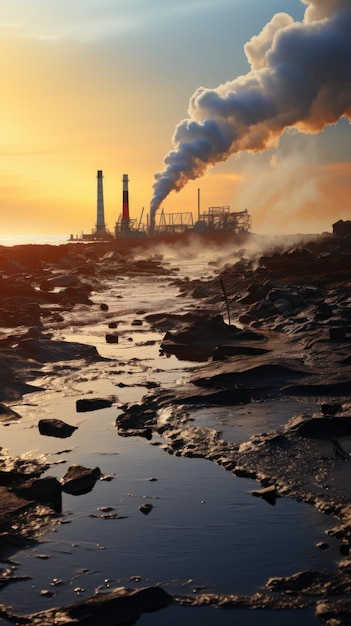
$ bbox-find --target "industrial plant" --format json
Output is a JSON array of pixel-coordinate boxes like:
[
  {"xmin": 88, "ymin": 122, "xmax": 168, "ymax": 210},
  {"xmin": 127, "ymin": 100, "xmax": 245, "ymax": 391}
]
[{"xmin": 74, "ymin": 171, "xmax": 252, "ymax": 242}]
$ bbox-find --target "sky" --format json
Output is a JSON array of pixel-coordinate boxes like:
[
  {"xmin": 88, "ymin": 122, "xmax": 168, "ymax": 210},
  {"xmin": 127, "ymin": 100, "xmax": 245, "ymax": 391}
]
[{"xmin": 1, "ymin": 0, "xmax": 350, "ymax": 236}]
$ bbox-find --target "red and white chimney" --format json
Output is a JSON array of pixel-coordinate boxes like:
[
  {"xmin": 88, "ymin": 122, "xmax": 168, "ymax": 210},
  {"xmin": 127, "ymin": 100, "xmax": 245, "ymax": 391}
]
[{"xmin": 122, "ymin": 174, "xmax": 129, "ymax": 221}]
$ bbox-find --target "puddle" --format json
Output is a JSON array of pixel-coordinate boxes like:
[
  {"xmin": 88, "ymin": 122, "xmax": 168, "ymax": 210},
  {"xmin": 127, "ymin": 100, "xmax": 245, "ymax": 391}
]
[{"xmin": 0, "ymin": 444, "xmax": 340, "ymax": 614}]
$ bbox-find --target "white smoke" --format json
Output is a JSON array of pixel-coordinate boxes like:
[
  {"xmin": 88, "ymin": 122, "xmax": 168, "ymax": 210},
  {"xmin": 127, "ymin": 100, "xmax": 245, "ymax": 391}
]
[{"xmin": 150, "ymin": 0, "xmax": 351, "ymax": 227}]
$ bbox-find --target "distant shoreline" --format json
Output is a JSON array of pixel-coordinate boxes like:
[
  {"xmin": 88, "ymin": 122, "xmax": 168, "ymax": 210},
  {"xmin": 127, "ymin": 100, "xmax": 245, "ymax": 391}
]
[{"xmin": 0, "ymin": 234, "xmax": 69, "ymax": 247}]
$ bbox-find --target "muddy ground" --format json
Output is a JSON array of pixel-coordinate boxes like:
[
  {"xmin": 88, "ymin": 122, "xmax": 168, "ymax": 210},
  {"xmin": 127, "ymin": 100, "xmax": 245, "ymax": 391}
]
[{"xmin": 0, "ymin": 229, "xmax": 350, "ymax": 624}]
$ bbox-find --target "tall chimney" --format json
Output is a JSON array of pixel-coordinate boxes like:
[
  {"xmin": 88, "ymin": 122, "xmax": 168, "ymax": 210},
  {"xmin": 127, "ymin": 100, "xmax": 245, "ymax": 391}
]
[
  {"xmin": 122, "ymin": 174, "xmax": 129, "ymax": 221},
  {"xmin": 96, "ymin": 170, "xmax": 106, "ymax": 235},
  {"xmin": 121, "ymin": 173, "xmax": 130, "ymax": 237}
]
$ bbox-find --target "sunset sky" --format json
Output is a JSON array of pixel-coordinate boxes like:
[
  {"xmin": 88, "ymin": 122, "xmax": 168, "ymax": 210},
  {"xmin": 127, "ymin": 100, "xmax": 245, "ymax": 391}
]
[{"xmin": 1, "ymin": 0, "xmax": 350, "ymax": 236}]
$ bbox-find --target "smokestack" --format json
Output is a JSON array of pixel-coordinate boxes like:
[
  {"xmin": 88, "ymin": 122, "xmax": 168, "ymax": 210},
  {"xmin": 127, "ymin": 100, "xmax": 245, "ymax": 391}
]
[
  {"xmin": 122, "ymin": 174, "xmax": 129, "ymax": 221},
  {"xmin": 150, "ymin": 0, "xmax": 351, "ymax": 224},
  {"xmin": 121, "ymin": 174, "xmax": 130, "ymax": 237},
  {"xmin": 96, "ymin": 170, "xmax": 106, "ymax": 235}
]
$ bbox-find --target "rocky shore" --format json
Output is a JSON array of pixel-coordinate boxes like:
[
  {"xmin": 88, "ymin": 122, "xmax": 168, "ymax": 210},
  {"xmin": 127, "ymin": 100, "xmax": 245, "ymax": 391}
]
[{"xmin": 0, "ymin": 225, "xmax": 350, "ymax": 624}]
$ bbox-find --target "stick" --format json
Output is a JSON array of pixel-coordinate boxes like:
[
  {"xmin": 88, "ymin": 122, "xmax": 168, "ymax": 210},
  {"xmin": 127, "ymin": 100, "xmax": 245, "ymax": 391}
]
[{"xmin": 220, "ymin": 278, "xmax": 231, "ymax": 326}]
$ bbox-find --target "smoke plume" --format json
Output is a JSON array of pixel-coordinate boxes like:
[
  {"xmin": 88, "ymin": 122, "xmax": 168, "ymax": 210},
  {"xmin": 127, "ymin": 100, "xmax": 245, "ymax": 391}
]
[{"xmin": 150, "ymin": 0, "xmax": 351, "ymax": 227}]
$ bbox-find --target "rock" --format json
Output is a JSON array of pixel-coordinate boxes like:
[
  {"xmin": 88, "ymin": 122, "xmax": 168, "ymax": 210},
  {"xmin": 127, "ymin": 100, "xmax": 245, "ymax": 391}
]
[
  {"xmin": 251, "ymin": 484, "xmax": 277, "ymax": 506},
  {"xmin": 15, "ymin": 338, "xmax": 103, "ymax": 363},
  {"xmin": 316, "ymin": 542, "xmax": 329, "ymax": 550},
  {"xmin": 118, "ymin": 427, "xmax": 153, "ymax": 440},
  {"xmin": 321, "ymin": 403, "xmax": 342, "ymax": 416},
  {"xmin": 100, "ymin": 303, "xmax": 109, "ymax": 311},
  {"xmin": 105, "ymin": 333, "xmax": 119, "ymax": 344},
  {"xmin": 14, "ymin": 477, "xmax": 62, "ymax": 510},
  {"xmin": 139, "ymin": 503, "xmax": 153, "ymax": 515},
  {"xmin": 76, "ymin": 398, "xmax": 114, "ymax": 412},
  {"xmin": 18, "ymin": 585, "xmax": 173, "ymax": 625},
  {"xmin": 38, "ymin": 418, "xmax": 77, "ymax": 438},
  {"xmin": 61, "ymin": 465, "xmax": 102, "ymax": 495},
  {"xmin": 46, "ymin": 274, "xmax": 81, "ymax": 287},
  {"xmin": 131, "ymin": 319, "xmax": 143, "ymax": 326},
  {"xmin": 0, "ymin": 486, "xmax": 33, "ymax": 528},
  {"xmin": 0, "ymin": 403, "xmax": 22, "ymax": 422},
  {"xmin": 286, "ymin": 415, "xmax": 351, "ymax": 438}
]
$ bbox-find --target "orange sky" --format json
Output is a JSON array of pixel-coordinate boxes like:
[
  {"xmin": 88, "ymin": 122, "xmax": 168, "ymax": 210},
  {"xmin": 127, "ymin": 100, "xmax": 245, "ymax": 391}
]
[{"xmin": 0, "ymin": 0, "xmax": 350, "ymax": 237}]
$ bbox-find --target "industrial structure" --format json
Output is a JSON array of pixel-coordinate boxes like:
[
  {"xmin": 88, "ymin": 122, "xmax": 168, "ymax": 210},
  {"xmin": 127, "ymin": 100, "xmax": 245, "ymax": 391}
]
[
  {"xmin": 79, "ymin": 170, "xmax": 251, "ymax": 242},
  {"xmin": 95, "ymin": 170, "xmax": 107, "ymax": 236}
]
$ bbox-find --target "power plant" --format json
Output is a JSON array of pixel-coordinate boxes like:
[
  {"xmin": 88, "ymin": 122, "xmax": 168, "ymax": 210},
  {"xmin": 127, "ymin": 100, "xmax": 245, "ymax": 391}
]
[{"xmin": 77, "ymin": 171, "xmax": 251, "ymax": 243}]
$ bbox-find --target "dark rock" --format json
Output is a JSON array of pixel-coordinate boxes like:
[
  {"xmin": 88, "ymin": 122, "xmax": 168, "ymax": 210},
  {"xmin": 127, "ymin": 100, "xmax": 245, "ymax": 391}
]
[
  {"xmin": 339, "ymin": 543, "xmax": 350, "ymax": 556},
  {"xmin": 234, "ymin": 468, "xmax": 257, "ymax": 479},
  {"xmin": 38, "ymin": 418, "xmax": 77, "ymax": 438},
  {"xmin": 321, "ymin": 403, "xmax": 342, "ymax": 416},
  {"xmin": 15, "ymin": 338, "xmax": 103, "ymax": 363},
  {"xmin": 108, "ymin": 321, "xmax": 118, "ymax": 329},
  {"xmin": 105, "ymin": 333, "xmax": 119, "ymax": 344},
  {"xmin": 0, "ymin": 486, "xmax": 33, "ymax": 528},
  {"xmin": 118, "ymin": 427, "xmax": 153, "ymax": 440},
  {"xmin": 251, "ymin": 484, "xmax": 277, "ymax": 506},
  {"xmin": 100, "ymin": 303, "xmax": 109, "ymax": 311},
  {"xmin": 25, "ymin": 585, "xmax": 173, "ymax": 625},
  {"xmin": 287, "ymin": 415, "xmax": 351, "ymax": 439},
  {"xmin": 61, "ymin": 465, "xmax": 102, "ymax": 495},
  {"xmin": 46, "ymin": 274, "xmax": 80, "ymax": 288},
  {"xmin": 316, "ymin": 542, "xmax": 329, "ymax": 550},
  {"xmin": 316, "ymin": 599, "xmax": 351, "ymax": 624},
  {"xmin": 131, "ymin": 319, "xmax": 143, "ymax": 326},
  {"xmin": 139, "ymin": 503, "xmax": 153, "ymax": 515},
  {"xmin": 14, "ymin": 477, "xmax": 62, "ymax": 512},
  {"xmin": 76, "ymin": 398, "xmax": 114, "ymax": 412},
  {"xmin": 0, "ymin": 403, "xmax": 22, "ymax": 422}
]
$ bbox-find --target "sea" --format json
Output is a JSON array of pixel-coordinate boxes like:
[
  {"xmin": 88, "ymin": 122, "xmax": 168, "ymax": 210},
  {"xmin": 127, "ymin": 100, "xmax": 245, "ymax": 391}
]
[{"xmin": 0, "ymin": 234, "xmax": 69, "ymax": 247}]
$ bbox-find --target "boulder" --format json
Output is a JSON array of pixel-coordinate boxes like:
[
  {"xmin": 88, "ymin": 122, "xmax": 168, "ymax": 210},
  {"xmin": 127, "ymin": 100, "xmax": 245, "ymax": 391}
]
[
  {"xmin": 61, "ymin": 465, "xmax": 102, "ymax": 495},
  {"xmin": 38, "ymin": 418, "xmax": 77, "ymax": 438},
  {"xmin": 76, "ymin": 398, "xmax": 114, "ymax": 412}
]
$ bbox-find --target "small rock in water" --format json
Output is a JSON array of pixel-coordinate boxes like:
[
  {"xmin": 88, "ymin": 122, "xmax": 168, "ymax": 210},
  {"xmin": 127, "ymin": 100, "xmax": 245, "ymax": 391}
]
[
  {"xmin": 38, "ymin": 418, "xmax": 77, "ymax": 439},
  {"xmin": 139, "ymin": 503, "xmax": 153, "ymax": 515},
  {"xmin": 61, "ymin": 464, "xmax": 102, "ymax": 495},
  {"xmin": 251, "ymin": 484, "xmax": 277, "ymax": 506},
  {"xmin": 76, "ymin": 398, "xmax": 113, "ymax": 412},
  {"xmin": 316, "ymin": 542, "xmax": 329, "ymax": 550},
  {"xmin": 106, "ymin": 332, "xmax": 119, "ymax": 344}
]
